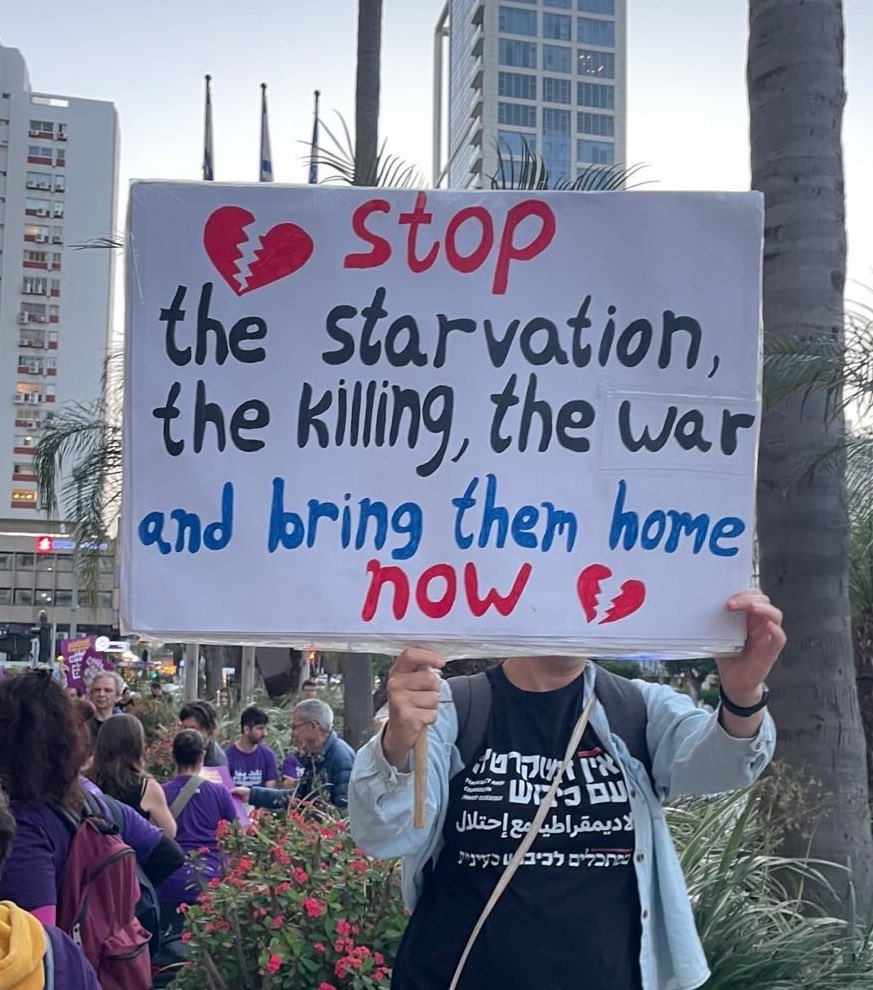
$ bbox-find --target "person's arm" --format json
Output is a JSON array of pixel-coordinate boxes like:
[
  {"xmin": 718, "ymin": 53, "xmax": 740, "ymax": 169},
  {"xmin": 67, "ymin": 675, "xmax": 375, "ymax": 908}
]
[
  {"xmin": 141, "ymin": 777, "xmax": 177, "ymax": 839},
  {"xmin": 245, "ymin": 785, "xmax": 292, "ymax": 810},
  {"xmin": 641, "ymin": 591, "xmax": 785, "ymax": 799},
  {"xmin": 348, "ymin": 648, "xmax": 460, "ymax": 860}
]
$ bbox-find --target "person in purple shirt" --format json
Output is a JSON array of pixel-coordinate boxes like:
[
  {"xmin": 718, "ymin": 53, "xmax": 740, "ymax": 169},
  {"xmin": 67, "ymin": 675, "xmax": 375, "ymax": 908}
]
[
  {"xmin": 159, "ymin": 729, "xmax": 237, "ymax": 929},
  {"xmin": 0, "ymin": 672, "xmax": 182, "ymax": 923},
  {"xmin": 0, "ymin": 783, "xmax": 101, "ymax": 990},
  {"xmin": 225, "ymin": 705, "xmax": 279, "ymax": 788}
]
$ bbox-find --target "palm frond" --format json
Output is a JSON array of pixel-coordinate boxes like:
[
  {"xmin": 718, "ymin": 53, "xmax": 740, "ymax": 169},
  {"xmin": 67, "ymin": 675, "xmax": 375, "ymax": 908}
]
[
  {"xmin": 489, "ymin": 139, "xmax": 649, "ymax": 192},
  {"xmin": 303, "ymin": 111, "xmax": 423, "ymax": 189}
]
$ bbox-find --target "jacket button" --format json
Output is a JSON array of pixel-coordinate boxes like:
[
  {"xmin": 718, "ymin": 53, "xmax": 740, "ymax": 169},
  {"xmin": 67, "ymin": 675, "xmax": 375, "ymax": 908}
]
[
  {"xmin": 636, "ymin": 853, "xmax": 644, "ymax": 863},
  {"xmin": 641, "ymin": 909, "xmax": 649, "ymax": 920},
  {"xmin": 630, "ymin": 789, "xmax": 637, "ymax": 799}
]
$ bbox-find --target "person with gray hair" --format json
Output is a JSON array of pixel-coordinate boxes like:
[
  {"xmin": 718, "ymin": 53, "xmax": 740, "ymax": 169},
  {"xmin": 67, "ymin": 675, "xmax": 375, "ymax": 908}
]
[
  {"xmin": 231, "ymin": 698, "xmax": 355, "ymax": 811},
  {"xmin": 86, "ymin": 669, "xmax": 126, "ymax": 739}
]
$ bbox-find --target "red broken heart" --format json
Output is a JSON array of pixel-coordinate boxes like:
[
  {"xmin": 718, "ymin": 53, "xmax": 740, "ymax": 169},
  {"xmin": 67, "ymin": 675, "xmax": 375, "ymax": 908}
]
[
  {"xmin": 577, "ymin": 564, "xmax": 646, "ymax": 625},
  {"xmin": 203, "ymin": 205, "xmax": 314, "ymax": 296}
]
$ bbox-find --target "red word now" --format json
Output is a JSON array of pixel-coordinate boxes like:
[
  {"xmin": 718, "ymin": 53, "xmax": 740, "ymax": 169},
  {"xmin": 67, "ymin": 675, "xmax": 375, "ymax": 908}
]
[
  {"xmin": 343, "ymin": 192, "xmax": 556, "ymax": 295},
  {"xmin": 361, "ymin": 559, "xmax": 533, "ymax": 621}
]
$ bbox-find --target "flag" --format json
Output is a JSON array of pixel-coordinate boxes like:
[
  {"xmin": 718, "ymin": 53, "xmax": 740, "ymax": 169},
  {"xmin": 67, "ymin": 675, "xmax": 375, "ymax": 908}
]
[
  {"xmin": 308, "ymin": 90, "xmax": 321, "ymax": 184},
  {"xmin": 202, "ymin": 74, "xmax": 214, "ymax": 181},
  {"xmin": 259, "ymin": 83, "xmax": 273, "ymax": 182}
]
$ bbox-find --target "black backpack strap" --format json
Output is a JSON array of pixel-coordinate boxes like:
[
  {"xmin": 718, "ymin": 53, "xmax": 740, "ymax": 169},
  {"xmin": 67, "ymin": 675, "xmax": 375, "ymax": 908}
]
[
  {"xmin": 447, "ymin": 671, "xmax": 492, "ymax": 767},
  {"xmin": 593, "ymin": 665, "xmax": 653, "ymax": 787}
]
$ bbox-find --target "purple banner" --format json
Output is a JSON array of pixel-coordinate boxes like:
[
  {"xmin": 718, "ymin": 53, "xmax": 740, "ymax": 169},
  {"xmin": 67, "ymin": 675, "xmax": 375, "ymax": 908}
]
[{"xmin": 58, "ymin": 637, "xmax": 113, "ymax": 695}]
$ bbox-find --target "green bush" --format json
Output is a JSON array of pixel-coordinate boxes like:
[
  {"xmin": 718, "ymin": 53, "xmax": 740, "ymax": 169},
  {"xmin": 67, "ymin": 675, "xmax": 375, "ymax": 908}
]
[
  {"xmin": 669, "ymin": 784, "xmax": 873, "ymax": 989},
  {"xmin": 174, "ymin": 802, "xmax": 405, "ymax": 990}
]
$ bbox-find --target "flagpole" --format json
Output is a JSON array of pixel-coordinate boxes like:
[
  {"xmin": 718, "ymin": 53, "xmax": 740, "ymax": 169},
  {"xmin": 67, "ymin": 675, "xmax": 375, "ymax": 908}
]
[
  {"xmin": 259, "ymin": 82, "xmax": 274, "ymax": 182},
  {"xmin": 202, "ymin": 74, "xmax": 214, "ymax": 181},
  {"xmin": 308, "ymin": 89, "xmax": 321, "ymax": 185}
]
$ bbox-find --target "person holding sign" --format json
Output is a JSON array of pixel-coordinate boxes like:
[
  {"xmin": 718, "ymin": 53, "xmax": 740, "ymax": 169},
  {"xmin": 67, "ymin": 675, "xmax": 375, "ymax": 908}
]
[{"xmin": 348, "ymin": 590, "xmax": 784, "ymax": 990}]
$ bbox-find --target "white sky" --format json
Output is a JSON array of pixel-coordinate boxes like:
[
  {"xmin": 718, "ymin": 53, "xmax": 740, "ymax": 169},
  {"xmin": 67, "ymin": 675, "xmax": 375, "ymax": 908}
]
[{"xmin": 4, "ymin": 0, "xmax": 872, "ymax": 319}]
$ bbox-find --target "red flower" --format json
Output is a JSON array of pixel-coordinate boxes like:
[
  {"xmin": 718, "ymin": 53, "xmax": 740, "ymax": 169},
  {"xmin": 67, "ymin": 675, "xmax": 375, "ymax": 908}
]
[
  {"xmin": 292, "ymin": 867, "xmax": 309, "ymax": 884},
  {"xmin": 374, "ymin": 952, "xmax": 385, "ymax": 966},
  {"xmin": 335, "ymin": 962, "xmax": 349, "ymax": 980},
  {"xmin": 270, "ymin": 915, "xmax": 285, "ymax": 929},
  {"xmin": 349, "ymin": 858, "xmax": 369, "ymax": 873},
  {"xmin": 314, "ymin": 942, "xmax": 326, "ymax": 953},
  {"xmin": 318, "ymin": 984, "xmax": 337, "ymax": 990},
  {"xmin": 274, "ymin": 882, "xmax": 291, "ymax": 894},
  {"xmin": 181, "ymin": 931, "xmax": 192, "ymax": 944},
  {"xmin": 302, "ymin": 897, "xmax": 326, "ymax": 918},
  {"xmin": 265, "ymin": 953, "xmax": 282, "ymax": 974},
  {"xmin": 336, "ymin": 919, "xmax": 353, "ymax": 936}
]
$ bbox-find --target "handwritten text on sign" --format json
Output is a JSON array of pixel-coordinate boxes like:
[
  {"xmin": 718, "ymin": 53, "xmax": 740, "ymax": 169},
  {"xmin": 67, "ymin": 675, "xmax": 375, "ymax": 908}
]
[{"xmin": 122, "ymin": 185, "xmax": 763, "ymax": 657}]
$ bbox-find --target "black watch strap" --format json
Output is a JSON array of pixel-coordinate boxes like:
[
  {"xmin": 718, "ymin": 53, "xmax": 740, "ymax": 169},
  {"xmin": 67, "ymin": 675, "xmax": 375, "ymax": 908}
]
[{"xmin": 719, "ymin": 684, "xmax": 769, "ymax": 717}]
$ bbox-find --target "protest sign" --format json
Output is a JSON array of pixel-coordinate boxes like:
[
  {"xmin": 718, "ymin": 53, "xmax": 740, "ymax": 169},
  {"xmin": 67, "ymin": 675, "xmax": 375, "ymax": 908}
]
[
  {"xmin": 122, "ymin": 183, "xmax": 763, "ymax": 658},
  {"xmin": 59, "ymin": 636, "xmax": 113, "ymax": 694}
]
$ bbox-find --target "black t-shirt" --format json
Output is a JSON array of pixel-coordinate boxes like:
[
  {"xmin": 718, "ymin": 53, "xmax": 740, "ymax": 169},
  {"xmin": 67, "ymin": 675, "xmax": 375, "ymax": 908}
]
[{"xmin": 393, "ymin": 666, "xmax": 642, "ymax": 990}]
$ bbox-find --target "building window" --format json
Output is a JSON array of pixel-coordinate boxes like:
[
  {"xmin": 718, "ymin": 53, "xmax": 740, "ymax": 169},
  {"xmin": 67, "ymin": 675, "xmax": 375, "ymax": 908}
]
[
  {"xmin": 26, "ymin": 171, "xmax": 52, "ymax": 190},
  {"xmin": 54, "ymin": 175, "xmax": 65, "ymax": 193},
  {"xmin": 51, "ymin": 253, "xmax": 62, "ymax": 269},
  {"xmin": 498, "ymin": 102, "xmax": 537, "ymax": 127},
  {"xmin": 497, "ymin": 130, "xmax": 537, "ymax": 157},
  {"xmin": 578, "ymin": 17, "xmax": 615, "ymax": 46},
  {"xmin": 13, "ymin": 588, "xmax": 34, "ymax": 605},
  {"xmin": 98, "ymin": 592, "xmax": 113, "ymax": 610},
  {"xmin": 11, "ymin": 491, "xmax": 38, "ymax": 508},
  {"xmin": 29, "ymin": 120, "xmax": 54, "ymax": 136},
  {"xmin": 578, "ymin": 48, "xmax": 615, "ymax": 77},
  {"xmin": 55, "ymin": 150, "xmax": 65, "ymax": 167},
  {"xmin": 543, "ymin": 12, "xmax": 572, "ymax": 40},
  {"xmin": 578, "ymin": 0, "xmax": 614, "ymax": 12},
  {"xmin": 27, "ymin": 145, "xmax": 52, "ymax": 160},
  {"xmin": 16, "ymin": 553, "xmax": 35, "ymax": 569},
  {"xmin": 0, "ymin": 554, "xmax": 12, "ymax": 571},
  {"xmin": 54, "ymin": 588, "xmax": 73, "ymax": 606},
  {"xmin": 52, "ymin": 201, "xmax": 64, "ymax": 218},
  {"xmin": 498, "ymin": 6, "xmax": 538, "ymax": 36},
  {"xmin": 577, "ymin": 111, "xmax": 615, "ymax": 136},
  {"xmin": 578, "ymin": 138, "xmax": 615, "ymax": 164},
  {"xmin": 543, "ymin": 77, "xmax": 572, "ymax": 104},
  {"xmin": 545, "ymin": 0, "xmax": 572, "ymax": 7},
  {"xmin": 24, "ymin": 224, "xmax": 50, "ymax": 243},
  {"xmin": 35, "ymin": 590, "xmax": 54, "ymax": 605},
  {"xmin": 543, "ymin": 45, "xmax": 572, "ymax": 73},
  {"xmin": 498, "ymin": 39, "xmax": 538, "ymax": 68},
  {"xmin": 544, "ymin": 108, "xmax": 571, "ymax": 134},
  {"xmin": 0, "ymin": 589, "xmax": 10, "ymax": 606},
  {"xmin": 577, "ymin": 81, "xmax": 615, "ymax": 109},
  {"xmin": 498, "ymin": 71, "xmax": 537, "ymax": 100},
  {"xmin": 24, "ymin": 250, "xmax": 48, "ymax": 267}
]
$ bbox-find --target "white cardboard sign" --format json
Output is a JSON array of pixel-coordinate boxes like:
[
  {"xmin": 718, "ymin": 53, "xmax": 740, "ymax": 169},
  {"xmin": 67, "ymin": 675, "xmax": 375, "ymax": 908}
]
[{"xmin": 122, "ymin": 182, "xmax": 763, "ymax": 658}]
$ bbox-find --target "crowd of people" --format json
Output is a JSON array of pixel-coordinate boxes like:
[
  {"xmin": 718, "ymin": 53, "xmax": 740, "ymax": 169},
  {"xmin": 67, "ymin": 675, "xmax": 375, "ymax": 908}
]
[{"xmin": 0, "ymin": 669, "xmax": 354, "ymax": 988}]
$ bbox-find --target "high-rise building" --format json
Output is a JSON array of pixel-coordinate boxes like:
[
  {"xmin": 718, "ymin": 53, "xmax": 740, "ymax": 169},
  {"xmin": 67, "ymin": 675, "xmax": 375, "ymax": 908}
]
[
  {"xmin": 0, "ymin": 44, "xmax": 119, "ymax": 655},
  {"xmin": 433, "ymin": 0, "xmax": 627, "ymax": 189}
]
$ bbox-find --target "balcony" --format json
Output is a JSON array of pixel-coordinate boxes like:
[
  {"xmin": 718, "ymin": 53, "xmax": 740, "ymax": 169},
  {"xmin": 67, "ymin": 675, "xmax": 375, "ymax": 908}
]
[
  {"xmin": 21, "ymin": 283, "xmax": 47, "ymax": 296},
  {"xmin": 28, "ymin": 128, "xmax": 53, "ymax": 139},
  {"xmin": 25, "ymin": 180, "xmax": 52, "ymax": 191},
  {"xmin": 18, "ymin": 364, "xmax": 43, "ymax": 376},
  {"xmin": 18, "ymin": 312, "xmax": 48, "ymax": 324},
  {"xmin": 19, "ymin": 333, "xmax": 46, "ymax": 349}
]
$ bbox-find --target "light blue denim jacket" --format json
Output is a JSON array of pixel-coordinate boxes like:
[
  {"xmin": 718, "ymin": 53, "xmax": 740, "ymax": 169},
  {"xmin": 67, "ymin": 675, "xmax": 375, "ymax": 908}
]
[{"xmin": 348, "ymin": 665, "xmax": 775, "ymax": 990}]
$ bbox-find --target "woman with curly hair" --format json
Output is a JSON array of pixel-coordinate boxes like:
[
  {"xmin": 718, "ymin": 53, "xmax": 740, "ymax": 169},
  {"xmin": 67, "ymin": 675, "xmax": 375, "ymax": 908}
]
[
  {"xmin": 0, "ymin": 671, "xmax": 175, "ymax": 926},
  {"xmin": 89, "ymin": 713, "xmax": 177, "ymax": 838}
]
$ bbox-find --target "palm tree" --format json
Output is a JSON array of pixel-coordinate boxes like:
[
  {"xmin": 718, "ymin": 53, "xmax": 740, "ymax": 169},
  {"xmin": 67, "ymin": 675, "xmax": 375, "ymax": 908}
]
[{"xmin": 749, "ymin": 0, "xmax": 873, "ymax": 910}]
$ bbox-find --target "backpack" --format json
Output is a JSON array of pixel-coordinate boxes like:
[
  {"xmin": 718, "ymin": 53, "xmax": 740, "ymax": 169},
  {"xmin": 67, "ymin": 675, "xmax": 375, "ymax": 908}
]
[
  {"xmin": 53, "ymin": 790, "xmax": 153, "ymax": 990},
  {"xmin": 101, "ymin": 792, "xmax": 162, "ymax": 954},
  {"xmin": 447, "ymin": 663, "xmax": 654, "ymax": 785}
]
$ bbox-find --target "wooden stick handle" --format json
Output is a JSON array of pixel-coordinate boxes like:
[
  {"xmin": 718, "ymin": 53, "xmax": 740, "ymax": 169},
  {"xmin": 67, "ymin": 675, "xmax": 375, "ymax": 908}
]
[{"xmin": 413, "ymin": 731, "xmax": 428, "ymax": 829}]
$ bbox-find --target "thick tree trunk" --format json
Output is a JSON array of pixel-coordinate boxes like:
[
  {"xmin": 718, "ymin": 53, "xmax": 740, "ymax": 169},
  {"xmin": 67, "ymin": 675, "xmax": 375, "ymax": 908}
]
[
  {"xmin": 343, "ymin": 653, "xmax": 374, "ymax": 748},
  {"xmin": 354, "ymin": 0, "xmax": 382, "ymax": 186},
  {"xmin": 749, "ymin": 0, "xmax": 873, "ymax": 911}
]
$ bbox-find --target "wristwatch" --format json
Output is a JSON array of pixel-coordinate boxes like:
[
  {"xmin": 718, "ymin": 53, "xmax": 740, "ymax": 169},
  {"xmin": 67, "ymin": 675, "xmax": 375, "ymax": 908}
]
[{"xmin": 719, "ymin": 684, "xmax": 769, "ymax": 717}]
